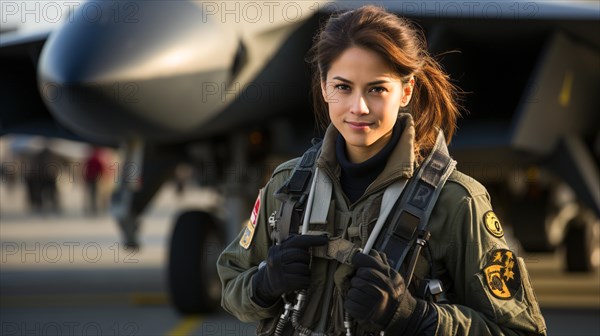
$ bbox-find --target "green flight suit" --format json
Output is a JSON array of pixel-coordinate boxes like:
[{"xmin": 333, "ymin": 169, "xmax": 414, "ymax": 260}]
[{"xmin": 218, "ymin": 113, "xmax": 547, "ymax": 335}]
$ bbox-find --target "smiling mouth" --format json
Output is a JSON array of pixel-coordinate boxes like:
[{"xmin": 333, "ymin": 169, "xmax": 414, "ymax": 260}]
[{"xmin": 346, "ymin": 121, "xmax": 373, "ymax": 128}]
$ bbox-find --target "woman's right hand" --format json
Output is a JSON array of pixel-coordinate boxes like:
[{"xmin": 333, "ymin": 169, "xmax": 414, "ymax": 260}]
[{"xmin": 251, "ymin": 234, "xmax": 328, "ymax": 307}]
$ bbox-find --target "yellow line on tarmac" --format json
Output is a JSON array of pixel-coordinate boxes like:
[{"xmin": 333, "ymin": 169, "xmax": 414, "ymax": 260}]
[{"xmin": 166, "ymin": 317, "xmax": 202, "ymax": 336}]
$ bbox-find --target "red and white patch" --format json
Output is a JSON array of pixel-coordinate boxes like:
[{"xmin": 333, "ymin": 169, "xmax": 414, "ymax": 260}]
[
  {"xmin": 250, "ymin": 194, "xmax": 261, "ymax": 227},
  {"xmin": 240, "ymin": 192, "xmax": 261, "ymax": 249}
]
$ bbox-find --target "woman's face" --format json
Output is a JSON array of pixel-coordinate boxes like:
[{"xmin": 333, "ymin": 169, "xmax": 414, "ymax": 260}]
[{"xmin": 322, "ymin": 47, "xmax": 413, "ymax": 163}]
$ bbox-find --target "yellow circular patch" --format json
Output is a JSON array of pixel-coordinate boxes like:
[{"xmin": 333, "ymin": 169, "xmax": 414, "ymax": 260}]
[{"xmin": 484, "ymin": 211, "xmax": 504, "ymax": 238}]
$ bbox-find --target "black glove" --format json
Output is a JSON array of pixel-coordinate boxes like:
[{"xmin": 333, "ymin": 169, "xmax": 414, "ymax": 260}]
[
  {"xmin": 252, "ymin": 234, "xmax": 328, "ymax": 307},
  {"xmin": 345, "ymin": 251, "xmax": 425, "ymax": 332}
]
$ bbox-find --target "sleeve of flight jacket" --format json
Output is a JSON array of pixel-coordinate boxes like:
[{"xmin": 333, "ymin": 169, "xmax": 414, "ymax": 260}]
[
  {"xmin": 424, "ymin": 171, "xmax": 547, "ymax": 335},
  {"xmin": 217, "ymin": 159, "xmax": 297, "ymax": 322}
]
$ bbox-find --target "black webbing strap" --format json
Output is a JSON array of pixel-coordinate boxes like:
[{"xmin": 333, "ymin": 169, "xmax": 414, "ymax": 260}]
[
  {"xmin": 272, "ymin": 139, "xmax": 323, "ymax": 244},
  {"xmin": 374, "ymin": 131, "xmax": 456, "ymax": 272}
]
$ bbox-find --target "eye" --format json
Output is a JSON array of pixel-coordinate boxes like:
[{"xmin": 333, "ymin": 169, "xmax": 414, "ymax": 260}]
[
  {"xmin": 334, "ymin": 84, "xmax": 351, "ymax": 91},
  {"xmin": 369, "ymin": 86, "xmax": 388, "ymax": 94}
]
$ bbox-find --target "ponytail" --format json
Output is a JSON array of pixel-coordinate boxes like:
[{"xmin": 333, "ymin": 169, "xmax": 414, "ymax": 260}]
[{"xmin": 410, "ymin": 54, "xmax": 463, "ymax": 162}]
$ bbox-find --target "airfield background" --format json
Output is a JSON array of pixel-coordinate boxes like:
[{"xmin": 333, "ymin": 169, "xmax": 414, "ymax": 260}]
[{"xmin": 1, "ymin": 1, "xmax": 599, "ymax": 335}]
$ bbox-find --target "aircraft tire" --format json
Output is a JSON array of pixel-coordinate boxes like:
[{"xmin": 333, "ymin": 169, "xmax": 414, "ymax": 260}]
[
  {"xmin": 564, "ymin": 212, "xmax": 599, "ymax": 272},
  {"xmin": 168, "ymin": 210, "xmax": 225, "ymax": 314},
  {"xmin": 511, "ymin": 190, "xmax": 556, "ymax": 253}
]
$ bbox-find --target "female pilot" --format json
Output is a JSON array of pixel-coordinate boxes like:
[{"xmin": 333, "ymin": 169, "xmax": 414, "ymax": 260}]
[{"xmin": 218, "ymin": 5, "xmax": 546, "ymax": 335}]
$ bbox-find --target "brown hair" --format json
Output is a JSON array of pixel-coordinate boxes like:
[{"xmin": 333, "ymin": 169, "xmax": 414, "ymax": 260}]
[{"xmin": 308, "ymin": 5, "xmax": 462, "ymax": 162}]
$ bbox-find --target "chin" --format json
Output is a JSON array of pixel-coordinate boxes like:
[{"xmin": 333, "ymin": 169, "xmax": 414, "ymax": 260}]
[{"xmin": 345, "ymin": 137, "xmax": 372, "ymax": 148}]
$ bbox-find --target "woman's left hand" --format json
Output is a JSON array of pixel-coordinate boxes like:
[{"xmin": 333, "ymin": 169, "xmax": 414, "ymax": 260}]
[{"xmin": 344, "ymin": 251, "xmax": 416, "ymax": 330}]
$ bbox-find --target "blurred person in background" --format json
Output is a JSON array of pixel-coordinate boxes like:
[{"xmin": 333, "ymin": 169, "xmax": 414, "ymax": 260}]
[
  {"xmin": 83, "ymin": 147, "xmax": 107, "ymax": 215},
  {"xmin": 26, "ymin": 145, "xmax": 61, "ymax": 214}
]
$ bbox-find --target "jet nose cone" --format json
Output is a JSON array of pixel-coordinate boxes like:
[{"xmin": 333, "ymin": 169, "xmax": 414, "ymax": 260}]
[{"xmin": 38, "ymin": 0, "xmax": 237, "ymax": 143}]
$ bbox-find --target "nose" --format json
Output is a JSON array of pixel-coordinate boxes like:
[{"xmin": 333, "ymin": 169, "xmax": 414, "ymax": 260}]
[
  {"xmin": 350, "ymin": 94, "xmax": 369, "ymax": 115},
  {"xmin": 37, "ymin": 0, "xmax": 237, "ymax": 143}
]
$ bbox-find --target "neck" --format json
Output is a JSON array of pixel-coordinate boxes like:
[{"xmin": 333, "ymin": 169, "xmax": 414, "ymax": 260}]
[
  {"xmin": 335, "ymin": 123, "xmax": 403, "ymax": 203},
  {"xmin": 346, "ymin": 131, "xmax": 393, "ymax": 163}
]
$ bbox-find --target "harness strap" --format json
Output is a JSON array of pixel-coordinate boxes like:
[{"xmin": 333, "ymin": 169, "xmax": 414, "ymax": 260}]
[
  {"xmin": 308, "ymin": 169, "xmax": 332, "ymax": 225},
  {"xmin": 363, "ymin": 179, "xmax": 408, "ymax": 255},
  {"xmin": 375, "ymin": 130, "xmax": 457, "ymax": 272},
  {"xmin": 301, "ymin": 167, "xmax": 357, "ymax": 264},
  {"xmin": 273, "ymin": 200, "xmax": 297, "ymax": 243},
  {"xmin": 311, "ymin": 236, "xmax": 361, "ymax": 265},
  {"xmin": 305, "ymin": 161, "xmax": 411, "ymax": 267},
  {"xmin": 273, "ymin": 139, "xmax": 323, "ymax": 244}
]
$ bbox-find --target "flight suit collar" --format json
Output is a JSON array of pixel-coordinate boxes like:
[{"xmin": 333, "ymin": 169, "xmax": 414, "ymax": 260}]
[{"xmin": 317, "ymin": 113, "xmax": 416, "ymax": 194}]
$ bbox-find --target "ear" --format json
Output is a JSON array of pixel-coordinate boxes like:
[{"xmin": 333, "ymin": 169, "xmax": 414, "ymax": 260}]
[{"xmin": 399, "ymin": 77, "xmax": 415, "ymax": 107}]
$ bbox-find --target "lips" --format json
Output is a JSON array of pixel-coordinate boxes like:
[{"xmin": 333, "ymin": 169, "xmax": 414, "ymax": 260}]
[{"xmin": 346, "ymin": 121, "xmax": 373, "ymax": 130}]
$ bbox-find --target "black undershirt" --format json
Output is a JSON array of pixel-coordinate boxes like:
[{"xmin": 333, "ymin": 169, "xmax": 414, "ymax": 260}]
[{"xmin": 335, "ymin": 121, "xmax": 403, "ymax": 204}]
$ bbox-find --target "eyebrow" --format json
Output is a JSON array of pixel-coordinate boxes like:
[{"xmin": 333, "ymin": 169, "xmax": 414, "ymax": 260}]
[{"xmin": 332, "ymin": 76, "xmax": 391, "ymax": 86}]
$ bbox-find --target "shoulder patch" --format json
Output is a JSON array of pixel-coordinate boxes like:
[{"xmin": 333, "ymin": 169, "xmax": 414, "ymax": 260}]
[
  {"xmin": 239, "ymin": 193, "xmax": 261, "ymax": 249},
  {"xmin": 483, "ymin": 249, "xmax": 521, "ymax": 300},
  {"xmin": 484, "ymin": 211, "xmax": 504, "ymax": 238}
]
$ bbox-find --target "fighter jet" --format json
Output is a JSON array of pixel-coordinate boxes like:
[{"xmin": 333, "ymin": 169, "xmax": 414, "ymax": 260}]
[{"xmin": 1, "ymin": 0, "xmax": 598, "ymax": 314}]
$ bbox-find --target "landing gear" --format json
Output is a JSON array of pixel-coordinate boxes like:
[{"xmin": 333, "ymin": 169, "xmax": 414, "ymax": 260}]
[
  {"xmin": 564, "ymin": 209, "xmax": 600, "ymax": 272},
  {"xmin": 510, "ymin": 176, "xmax": 599, "ymax": 273},
  {"xmin": 111, "ymin": 138, "xmax": 145, "ymax": 249},
  {"xmin": 168, "ymin": 210, "xmax": 225, "ymax": 314},
  {"xmin": 117, "ymin": 214, "xmax": 140, "ymax": 249},
  {"xmin": 511, "ymin": 189, "xmax": 557, "ymax": 253}
]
